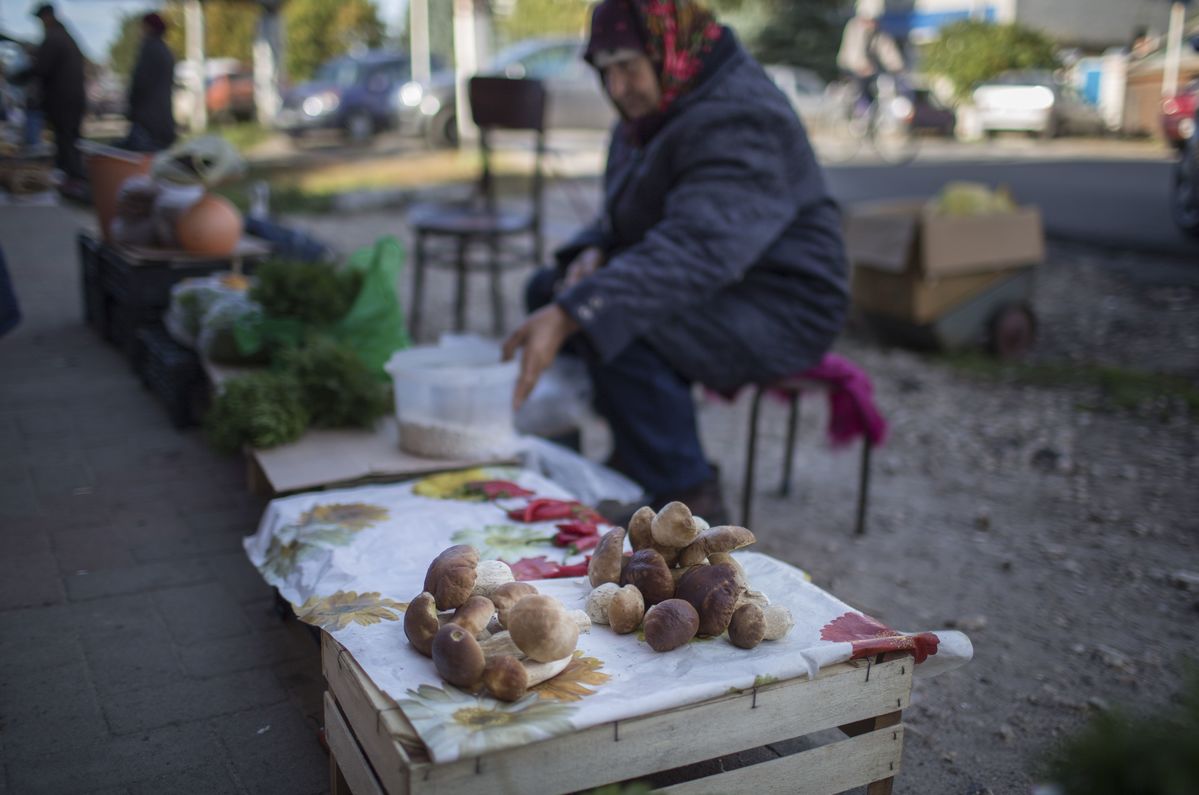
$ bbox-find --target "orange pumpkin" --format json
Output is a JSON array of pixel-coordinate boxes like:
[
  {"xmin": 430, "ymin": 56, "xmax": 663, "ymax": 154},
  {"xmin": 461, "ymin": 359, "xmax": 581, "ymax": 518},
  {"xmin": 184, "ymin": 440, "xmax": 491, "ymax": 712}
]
[{"xmin": 175, "ymin": 193, "xmax": 243, "ymax": 256}]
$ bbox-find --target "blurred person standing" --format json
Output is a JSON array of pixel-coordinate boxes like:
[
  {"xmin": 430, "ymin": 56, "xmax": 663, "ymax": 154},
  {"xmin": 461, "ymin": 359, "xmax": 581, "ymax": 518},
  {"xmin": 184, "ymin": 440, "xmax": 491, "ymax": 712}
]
[
  {"xmin": 24, "ymin": 3, "xmax": 86, "ymax": 190},
  {"xmin": 836, "ymin": 0, "xmax": 904, "ymax": 106},
  {"xmin": 121, "ymin": 12, "xmax": 176, "ymax": 152}
]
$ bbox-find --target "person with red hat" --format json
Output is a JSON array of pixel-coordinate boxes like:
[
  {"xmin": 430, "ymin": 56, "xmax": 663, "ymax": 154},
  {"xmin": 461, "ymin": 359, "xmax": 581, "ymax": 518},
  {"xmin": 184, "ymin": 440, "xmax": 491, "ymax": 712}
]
[
  {"xmin": 121, "ymin": 12, "xmax": 176, "ymax": 151},
  {"xmin": 504, "ymin": 0, "xmax": 849, "ymax": 524}
]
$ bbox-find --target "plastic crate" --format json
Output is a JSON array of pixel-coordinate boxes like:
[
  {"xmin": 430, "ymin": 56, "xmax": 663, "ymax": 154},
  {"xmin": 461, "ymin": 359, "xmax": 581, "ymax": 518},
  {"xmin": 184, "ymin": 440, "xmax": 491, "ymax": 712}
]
[
  {"xmin": 77, "ymin": 231, "xmax": 108, "ymax": 336},
  {"xmin": 133, "ymin": 325, "xmax": 206, "ymax": 428}
]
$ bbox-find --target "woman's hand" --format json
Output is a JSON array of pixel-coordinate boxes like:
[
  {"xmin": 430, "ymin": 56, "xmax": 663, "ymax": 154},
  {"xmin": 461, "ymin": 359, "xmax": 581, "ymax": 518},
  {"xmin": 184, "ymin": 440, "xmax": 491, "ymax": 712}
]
[
  {"xmin": 559, "ymin": 247, "xmax": 605, "ymax": 292},
  {"xmin": 502, "ymin": 304, "xmax": 580, "ymax": 411}
]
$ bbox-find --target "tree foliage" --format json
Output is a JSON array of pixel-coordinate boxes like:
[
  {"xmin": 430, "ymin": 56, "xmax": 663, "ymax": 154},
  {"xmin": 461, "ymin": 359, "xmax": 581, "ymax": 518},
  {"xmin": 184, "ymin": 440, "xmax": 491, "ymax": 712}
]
[
  {"xmin": 283, "ymin": 0, "xmax": 386, "ymax": 81},
  {"xmin": 107, "ymin": 13, "xmax": 145, "ymax": 77},
  {"xmin": 494, "ymin": 0, "xmax": 590, "ymax": 45},
  {"xmin": 712, "ymin": 0, "xmax": 848, "ymax": 79},
  {"xmin": 922, "ymin": 20, "xmax": 1060, "ymax": 99},
  {"xmin": 162, "ymin": 1, "xmax": 259, "ymax": 65}
]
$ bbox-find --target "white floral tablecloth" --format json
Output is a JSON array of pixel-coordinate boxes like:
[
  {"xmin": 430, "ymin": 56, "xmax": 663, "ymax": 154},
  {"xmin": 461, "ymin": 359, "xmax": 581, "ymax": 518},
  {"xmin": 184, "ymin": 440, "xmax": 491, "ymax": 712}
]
[{"xmin": 245, "ymin": 467, "xmax": 972, "ymax": 764}]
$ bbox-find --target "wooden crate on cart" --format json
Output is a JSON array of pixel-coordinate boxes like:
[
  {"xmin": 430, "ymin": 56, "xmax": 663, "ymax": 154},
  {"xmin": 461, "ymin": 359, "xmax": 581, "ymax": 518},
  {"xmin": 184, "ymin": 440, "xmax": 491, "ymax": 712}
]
[{"xmin": 321, "ymin": 632, "xmax": 913, "ymax": 795}]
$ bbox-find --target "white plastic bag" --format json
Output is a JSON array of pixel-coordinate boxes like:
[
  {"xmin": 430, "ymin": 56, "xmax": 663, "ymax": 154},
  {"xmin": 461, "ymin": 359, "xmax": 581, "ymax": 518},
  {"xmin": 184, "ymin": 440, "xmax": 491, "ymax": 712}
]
[{"xmin": 515, "ymin": 355, "xmax": 593, "ymax": 438}]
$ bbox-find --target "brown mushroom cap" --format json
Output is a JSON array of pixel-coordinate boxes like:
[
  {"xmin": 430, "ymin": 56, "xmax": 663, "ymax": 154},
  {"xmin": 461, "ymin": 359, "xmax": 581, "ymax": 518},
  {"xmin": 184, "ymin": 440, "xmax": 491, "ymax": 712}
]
[
  {"xmin": 676, "ymin": 562, "xmax": 744, "ymax": 637},
  {"xmin": 607, "ymin": 584, "xmax": 645, "ymax": 634},
  {"xmin": 621, "ymin": 549, "xmax": 675, "ymax": 606},
  {"xmin": 507, "ymin": 594, "xmax": 579, "ymax": 662},
  {"xmin": 481, "ymin": 654, "xmax": 528, "ymax": 702},
  {"xmin": 627, "ymin": 506, "xmax": 656, "ymax": 550},
  {"xmin": 403, "ymin": 591, "xmax": 442, "ymax": 657},
  {"xmin": 450, "ymin": 595, "xmax": 495, "ymax": 637},
  {"xmin": 588, "ymin": 527, "xmax": 626, "ymax": 588},
  {"xmin": 491, "ymin": 581, "xmax": 539, "ymax": 628},
  {"xmin": 431, "ymin": 623, "xmax": 486, "ymax": 687},
  {"xmin": 678, "ymin": 526, "xmax": 756, "ymax": 567},
  {"xmin": 651, "ymin": 501, "xmax": 700, "ymax": 548},
  {"xmin": 728, "ymin": 603, "xmax": 766, "ymax": 649},
  {"xmin": 424, "ymin": 545, "xmax": 480, "ymax": 609},
  {"xmin": 643, "ymin": 599, "xmax": 700, "ymax": 652}
]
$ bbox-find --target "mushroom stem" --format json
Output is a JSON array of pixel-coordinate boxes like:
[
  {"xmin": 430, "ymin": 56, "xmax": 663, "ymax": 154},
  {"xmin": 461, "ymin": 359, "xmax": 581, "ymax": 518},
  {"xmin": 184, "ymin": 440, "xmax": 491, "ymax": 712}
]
[{"xmin": 522, "ymin": 654, "xmax": 573, "ymax": 687}]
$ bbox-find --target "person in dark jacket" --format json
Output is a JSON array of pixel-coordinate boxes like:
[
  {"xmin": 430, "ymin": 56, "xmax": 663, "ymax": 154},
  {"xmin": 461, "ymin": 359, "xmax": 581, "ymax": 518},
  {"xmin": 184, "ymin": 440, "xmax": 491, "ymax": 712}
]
[
  {"xmin": 504, "ymin": 0, "xmax": 849, "ymax": 523},
  {"xmin": 26, "ymin": 3, "xmax": 86, "ymax": 183},
  {"xmin": 122, "ymin": 12, "xmax": 176, "ymax": 152}
]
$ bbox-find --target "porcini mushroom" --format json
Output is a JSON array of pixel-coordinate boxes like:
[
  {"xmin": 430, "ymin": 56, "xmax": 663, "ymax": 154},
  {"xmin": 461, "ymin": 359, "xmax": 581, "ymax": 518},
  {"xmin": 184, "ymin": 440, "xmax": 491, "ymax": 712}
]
[
  {"xmin": 403, "ymin": 591, "xmax": 442, "ymax": 657},
  {"xmin": 450, "ymin": 595, "xmax": 495, "ymax": 637},
  {"xmin": 676, "ymin": 562, "xmax": 744, "ymax": 637},
  {"xmin": 607, "ymin": 584, "xmax": 645, "ymax": 634},
  {"xmin": 678, "ymin": 526, "xmax": 756, "ymax": 568},
  {"xmin": 651, "ymin": 501, "xmax": 701, "ymax": 548},
  {"xmin": 622, "ymin": 549, "xmax": 675, "ymax": 606},
  {"xmin": 424, "ymin": 545, "xmax": 480, "ymax": 610},
  {"xmin": 643, "ymin": 599, "xmax": 700, "ymax": 652},
  {"xmin": 471, "ymin": 560, "xmax": 515, "ymax": 600},
  {"xmin": 707, "ymin": 552, "xmax": 747, "ymax": 589},
  {"xmin": 728, "ymin": 603, "xmax": 766, "ymax": 649},
  {"xmin": 478, "ymin": 611, "xmax": 591, "ymax": 659},
  {"xmin": 506, "ymin": 594, "xmax": 579, "ymax": 662},
  {"xmin": 491, "ymin": 581, "xmax": 539, "ymax": 628},
  {"xmin": 762, "ymin": 605, "xmax": 795, "ymax": 641},
  {"xmin": 588, "ymin": 527, "xmax": 626, "ymax": 588},
  {"xmin": 585, "ymin": 582, "xmax": 621, "ymax": 625},
  {"xmin": 481, "ymin": 654, "xmax": 574, "ymax": 702},
  {"xmin": 431, "ymin": 623, "xmax": 485, "ymax": 687},
  {"xmin": 627, "ymin": 506, "xmax": 656, "ymax": 550}
]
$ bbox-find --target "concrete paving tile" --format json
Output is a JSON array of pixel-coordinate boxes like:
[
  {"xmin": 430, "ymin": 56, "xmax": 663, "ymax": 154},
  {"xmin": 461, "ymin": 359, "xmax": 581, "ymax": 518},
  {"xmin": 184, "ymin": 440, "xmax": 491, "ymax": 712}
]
[
  {"xmin": 128, "ymin": 532, "xmax": 244, "ymax": 563},
  {"xmin": 81, "ymin": 627, "xmax": 184, "ymax": 696},
  {"xmin": 151, "ymin": 582, "xmax": 250, "ymax": 645},
  {"xmin": 0, "ymin": 631, "xmax": 83, "ymax": 677},
  {"xmin": 52, "ymin": 525, "xmax": 136, "ymax": 574},
  {"xmin": 0, "ymin": 659, "xmax": 110, "ymax": 759},
  {"xmin": 63, "ymin": 559, "xmax": 213, "ymax": 602},
  {"xmin": 68, "ymin": 592, "xmax": 171, "ymax": 642},
  {"xmin": 184, "ymin": 506, "xmax": 260, "ymax": 536},
  {"xmin": 0, "ymin": 550, "xmax": 65, "ymax": 609},
  {"xmin": 179, "ymin": 625, "xmax": 313, "ymax": 679},
  {"xmin": 127, "ymin": 763, "xmax": 241, "ymax": 795},
  {"xmin": 204, "ymin": 551, "xmax": 276, "ymax": 604},
  {"xmin": 5, "ymin": 722, "xmax": 226, "ymax": 795},
  {"xmin": 270, "ymin": 655, "xmax": 326, "ymax": 725},
  {"xmin": 0, "ymin": 479, "xmax": 39, "ymax": 519},
  {"xmin": 240, "ymin": 597, "xmax": 290, "ymax": 633},
  {"xmin": 210, "ymin": 702, "xmax": 327, "ymax": 795},
  {"xmin": 101, "ymin": 668, "xmax": 287, "ymax": 735},
  {"xmin": 2, "ymin": 519, "xmax": 53, "ymax": 557}
]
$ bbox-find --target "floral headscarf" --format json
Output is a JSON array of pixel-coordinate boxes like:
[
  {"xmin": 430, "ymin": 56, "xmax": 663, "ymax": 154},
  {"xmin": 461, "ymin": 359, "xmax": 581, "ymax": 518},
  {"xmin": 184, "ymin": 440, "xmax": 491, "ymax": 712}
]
[{"xmin": 585, "ymin": 0, "xmax": 727, "ymax": 138}]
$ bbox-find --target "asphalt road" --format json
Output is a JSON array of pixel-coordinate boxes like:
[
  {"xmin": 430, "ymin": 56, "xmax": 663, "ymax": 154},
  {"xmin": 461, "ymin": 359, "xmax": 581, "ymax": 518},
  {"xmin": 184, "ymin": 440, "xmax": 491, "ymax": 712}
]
[{"xmin": 825, "ymin": 157, "xmax": 1199, "ymax": 261}]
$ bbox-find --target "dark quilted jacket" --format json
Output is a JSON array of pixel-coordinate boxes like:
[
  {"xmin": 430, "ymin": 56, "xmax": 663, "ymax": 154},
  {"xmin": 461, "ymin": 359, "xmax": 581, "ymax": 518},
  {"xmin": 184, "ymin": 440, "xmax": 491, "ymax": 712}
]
[{"xmin": 554, "ymin": 34, "xmax": 848, "ymax": 393}]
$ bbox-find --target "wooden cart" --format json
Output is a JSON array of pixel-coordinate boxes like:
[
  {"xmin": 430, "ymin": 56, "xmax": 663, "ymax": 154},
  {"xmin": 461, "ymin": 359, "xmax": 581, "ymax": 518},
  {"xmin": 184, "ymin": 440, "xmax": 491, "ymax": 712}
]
[{"xmin": 321, "ymin": 632, "xmax": 913, "ymax": 795}]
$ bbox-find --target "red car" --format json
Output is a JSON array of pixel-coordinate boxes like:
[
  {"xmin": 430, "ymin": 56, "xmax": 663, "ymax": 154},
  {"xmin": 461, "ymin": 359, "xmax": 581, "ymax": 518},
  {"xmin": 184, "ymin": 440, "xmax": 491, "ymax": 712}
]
[{"xmin": 1162, "ymin": 79, "xmax": 1198, "ymax": 150}]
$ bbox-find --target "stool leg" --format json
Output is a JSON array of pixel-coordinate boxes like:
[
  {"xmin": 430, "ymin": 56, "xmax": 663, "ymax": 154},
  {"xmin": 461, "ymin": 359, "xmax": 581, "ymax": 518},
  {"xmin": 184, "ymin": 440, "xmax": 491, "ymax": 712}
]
[
  {"xmin": 454, "ymin": 236, "xmax": 468, "ymax": 333},
  {"xmin": 409, "ymin": 231, "xmax": 427, "ymax": 341},
  {"xmin": 741, "ymin": 387, "xmax": 764, "ymax": 528},
  {"xmin": 855, "ymin": 440, "xmax": 873, "ymax": 536},
  {"xmin": 779, "ymin": 392, "xmax": 801, "ymax": 497},
  {"xmin": 488, "ymin": 233, "xmax": 503, "ymax": 337}
]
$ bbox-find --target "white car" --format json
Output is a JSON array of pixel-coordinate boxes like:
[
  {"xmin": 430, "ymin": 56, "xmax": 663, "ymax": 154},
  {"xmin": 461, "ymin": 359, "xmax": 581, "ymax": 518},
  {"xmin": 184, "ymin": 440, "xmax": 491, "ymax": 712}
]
[
  {"xmin": 972, "ymin": 70, "xmax": 1105, "ymax": 139},
  {"xmin": 763, "ymin": 65, "xmax": 828, "ymax": 125}
]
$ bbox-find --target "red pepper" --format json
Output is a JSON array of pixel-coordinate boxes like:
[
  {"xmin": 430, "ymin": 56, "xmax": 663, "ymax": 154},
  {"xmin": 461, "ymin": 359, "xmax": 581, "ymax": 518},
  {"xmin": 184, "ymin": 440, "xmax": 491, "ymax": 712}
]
[
  {"xmin": 506, "ymin": 498, "xmax": 604, "ymax": 524},
  {"xmin": 461, "ymin": 480, "xmax": 535, "ymax": 500},
  {"xmin": 552, "ymin": 520, "xmax": 601, "ymax": 549},
  {"xmin": 510, "ymin": 555, "xmax": 593, "ymax": 581},
  {"xmin": 555, "ymin": 559, "xmax": 591, "ymax": 577}
]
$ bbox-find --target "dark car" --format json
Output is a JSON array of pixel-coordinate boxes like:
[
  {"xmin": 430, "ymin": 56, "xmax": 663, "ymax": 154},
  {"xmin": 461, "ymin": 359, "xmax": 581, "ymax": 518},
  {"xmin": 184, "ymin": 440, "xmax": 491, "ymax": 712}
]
[
  {"xmin": 1162, "ymin": 79, "xmax": 1198, "ymax": 151},
  {"xmin": 277, "ymin": 51, "xmax": 421, "ymax": 143},
  {"xmin": 910, "ymin": 88, "xmax": 956, "ymax": 136},
  {"xmin": 396, "ymin": 37, "xmax": 614, "ymax": 147}
]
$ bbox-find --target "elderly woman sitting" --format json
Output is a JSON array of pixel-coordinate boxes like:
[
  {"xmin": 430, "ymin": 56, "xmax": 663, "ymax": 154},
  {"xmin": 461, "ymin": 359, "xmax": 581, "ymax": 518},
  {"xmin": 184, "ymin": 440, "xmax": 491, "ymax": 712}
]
[{"xmin": 504, "ymin": 0, "xmax": 848, "ymax": 524}]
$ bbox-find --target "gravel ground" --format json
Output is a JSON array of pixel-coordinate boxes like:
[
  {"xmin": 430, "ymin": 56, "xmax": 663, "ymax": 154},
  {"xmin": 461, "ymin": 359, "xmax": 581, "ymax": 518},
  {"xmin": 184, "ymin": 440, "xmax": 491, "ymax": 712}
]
[{"xmin": 291, "ymin": 202, "xmax": 1199, "ymax": 794}]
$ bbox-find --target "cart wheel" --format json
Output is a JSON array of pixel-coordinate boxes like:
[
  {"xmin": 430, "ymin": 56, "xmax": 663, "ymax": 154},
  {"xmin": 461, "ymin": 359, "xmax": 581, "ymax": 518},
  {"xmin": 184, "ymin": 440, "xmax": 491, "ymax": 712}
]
[{"xmin": 987, "ymin": 303, "xmax": 1036, "ymax": 360}]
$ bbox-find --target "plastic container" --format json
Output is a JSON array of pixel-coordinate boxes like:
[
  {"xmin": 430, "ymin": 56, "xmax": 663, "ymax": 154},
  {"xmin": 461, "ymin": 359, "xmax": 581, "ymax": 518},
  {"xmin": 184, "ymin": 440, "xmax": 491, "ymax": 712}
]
[
  {"xmin": 80, "ymin": 142, "xmax": 153, "ymax": 243},
  {"xmin": 384, "ymin": 338, "xmax": 519, "ymax": 459}
]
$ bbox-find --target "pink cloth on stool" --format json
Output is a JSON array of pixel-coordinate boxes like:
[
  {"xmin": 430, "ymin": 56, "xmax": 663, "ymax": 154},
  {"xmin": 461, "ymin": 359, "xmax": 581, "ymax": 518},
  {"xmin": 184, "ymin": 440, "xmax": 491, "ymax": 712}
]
[{"xmin": 776, "ymin": 353, "xmax": 888, "ymax": 448}]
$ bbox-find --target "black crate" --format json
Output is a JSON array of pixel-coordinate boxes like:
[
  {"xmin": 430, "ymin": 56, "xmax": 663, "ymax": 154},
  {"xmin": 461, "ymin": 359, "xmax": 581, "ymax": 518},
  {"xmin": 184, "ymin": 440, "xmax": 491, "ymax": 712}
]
[
  {"xmin": 133, "ymin": 325, "xmax": 206, "ymax": 428},
  {"xmin": 77, "ymin": 231, "xmax": 108, "ymax": 336}
]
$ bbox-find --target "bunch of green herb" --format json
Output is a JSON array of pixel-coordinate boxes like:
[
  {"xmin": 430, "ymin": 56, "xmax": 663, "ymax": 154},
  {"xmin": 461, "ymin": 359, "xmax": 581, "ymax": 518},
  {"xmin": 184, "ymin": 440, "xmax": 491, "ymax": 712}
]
[
  {"xmin": 250, "ymin": 259, "xmax": 362, "ymax": 326},
  {"xmin": 277, "ymin": 340, "xmax": 391, "ymax": 428},
  {"xmin": 204, "ymin": 371, "xmax": 310, "ymax": 453}
]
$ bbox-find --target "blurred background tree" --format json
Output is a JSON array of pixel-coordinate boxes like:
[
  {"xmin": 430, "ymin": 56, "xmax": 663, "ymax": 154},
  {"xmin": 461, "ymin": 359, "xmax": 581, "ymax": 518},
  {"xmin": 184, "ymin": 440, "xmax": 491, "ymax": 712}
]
[
  {"xmin": 284, "ymin": 0, "xmax": 386, "ymax": 81},
  {"xmin": 712, "ymin": 0, "xmax": 850, "ymax": 80},
  {"xmin": 107, "ymin": 13, "xmax": 145, "ymax": 77},
  {"xmin": 493, "ymin": 0, "xmax": 590, "ymax": 46},
  {"xmin": 922, "ymin": 20, "xmax": 1060, "ymax": 99},
  {"xmin": 108, "ymin": 3, "xmax": 257, "ymax": 77}
]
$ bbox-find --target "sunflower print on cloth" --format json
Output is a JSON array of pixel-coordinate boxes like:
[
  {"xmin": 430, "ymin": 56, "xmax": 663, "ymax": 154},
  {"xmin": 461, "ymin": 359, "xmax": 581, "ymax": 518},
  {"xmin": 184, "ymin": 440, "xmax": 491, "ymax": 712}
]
[
  {"xmin": 531, "ymin": 652, "xmax": 611, "ymax": 703},
  {"xmin": 295, "ymin": 590, "xmax": 408, "ymax": 632},
  {"xmin": 260, "ymin": 502, "xmax": 389, "ymax": 581}
]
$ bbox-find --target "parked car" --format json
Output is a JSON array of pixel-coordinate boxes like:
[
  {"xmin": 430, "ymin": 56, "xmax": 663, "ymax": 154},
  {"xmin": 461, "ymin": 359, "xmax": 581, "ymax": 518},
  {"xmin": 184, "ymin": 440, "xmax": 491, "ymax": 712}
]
[
  {"xmin": 278, "ymin": 51, "xmax": 429, "ymax": 143},
  {"xmin": 910, "ymin": 87, "xmax": 956, "ymax": 136},
  {"xmin": 972, "ymin": 70, "xmax": 1105, "ymax": 139},
  {"xmin": 1162, "ymin": 79, "xmax": 1199, "ymax": 151},
  {"xmin": 397, "ymin": 37, "xmax": 614, "ymax": 147},
  {"xmin": 208, "ymin": 68, "xmax": 255, "ymax": 123},
  {"xmin": 763, "ymin": 65, "xmax": 828, "ymax": 125}
]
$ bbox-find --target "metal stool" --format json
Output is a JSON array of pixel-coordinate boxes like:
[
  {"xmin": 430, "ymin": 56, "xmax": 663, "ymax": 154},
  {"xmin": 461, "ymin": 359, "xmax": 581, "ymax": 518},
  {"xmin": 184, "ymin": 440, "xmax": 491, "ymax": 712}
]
[{"xmin": 741, "ymin": 378, "xmax": 876, "ymax": 535}]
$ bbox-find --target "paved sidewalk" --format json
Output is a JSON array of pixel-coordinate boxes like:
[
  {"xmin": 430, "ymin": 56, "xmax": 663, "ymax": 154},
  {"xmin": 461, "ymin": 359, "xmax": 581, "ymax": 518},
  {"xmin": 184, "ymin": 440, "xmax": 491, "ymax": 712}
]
[{"xmin": 0, "ymin": 205, "xmax": 328, "ymax": 794}]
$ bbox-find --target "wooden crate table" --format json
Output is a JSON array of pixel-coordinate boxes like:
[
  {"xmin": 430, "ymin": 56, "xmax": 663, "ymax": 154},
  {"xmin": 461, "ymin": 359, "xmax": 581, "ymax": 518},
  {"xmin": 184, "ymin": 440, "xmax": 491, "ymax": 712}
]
[{"xmin": 322, "ymin": 631, "xmax": 912, "ymax": 795}]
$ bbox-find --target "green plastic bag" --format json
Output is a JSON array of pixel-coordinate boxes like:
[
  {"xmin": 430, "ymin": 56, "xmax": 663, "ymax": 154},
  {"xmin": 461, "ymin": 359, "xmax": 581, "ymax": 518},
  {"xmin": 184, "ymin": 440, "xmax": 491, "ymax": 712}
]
[{"xmin": 331, "ymin": 236, "xmax": 411, "ymax": 376}]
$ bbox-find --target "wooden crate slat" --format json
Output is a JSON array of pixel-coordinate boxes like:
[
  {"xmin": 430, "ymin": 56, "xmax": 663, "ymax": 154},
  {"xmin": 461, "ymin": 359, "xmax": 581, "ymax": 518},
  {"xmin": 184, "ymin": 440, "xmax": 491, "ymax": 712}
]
[
  {"xmin": 325, "ymin": 691, "xmax": 389, "ymax": 795},
  {"xmin": 654, "ymin": 725, "xmax": 904, "ymax": 795}
]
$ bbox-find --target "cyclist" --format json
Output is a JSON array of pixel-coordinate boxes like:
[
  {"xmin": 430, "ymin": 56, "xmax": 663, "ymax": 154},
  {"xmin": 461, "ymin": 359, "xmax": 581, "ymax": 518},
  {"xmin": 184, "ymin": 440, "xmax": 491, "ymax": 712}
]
[{"xmin": 836, "ymin": 1, "xmax": 905, "ymax": 113}]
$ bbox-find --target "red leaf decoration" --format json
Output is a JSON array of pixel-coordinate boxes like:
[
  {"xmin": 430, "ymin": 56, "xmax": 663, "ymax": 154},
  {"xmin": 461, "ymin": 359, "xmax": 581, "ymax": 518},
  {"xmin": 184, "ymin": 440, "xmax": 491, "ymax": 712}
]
[
  {"xmin": 820, "ymin": 611, "xmax": 940, "ymax": 664},
  {"xmin": 506, "ymin": 499, "xmax": 605, "ymax": 524},
  {"xmin": 463, "ymin": 480, "xmax": 535, "ymax": 500},
  {"xmin": 510, "ymin": 556, "xmax": 562, "ymax": 580}
]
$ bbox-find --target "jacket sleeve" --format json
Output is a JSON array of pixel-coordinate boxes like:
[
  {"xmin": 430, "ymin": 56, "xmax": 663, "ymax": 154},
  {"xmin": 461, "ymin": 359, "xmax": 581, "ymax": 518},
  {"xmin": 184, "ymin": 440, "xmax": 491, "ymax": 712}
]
[
  {"xmin": 552, "ymin": 217, "xmax": 610, "ymax": 270},
  {"xmin": 556, "ymin": 108, "xmax": 817, "ymax": 363}
]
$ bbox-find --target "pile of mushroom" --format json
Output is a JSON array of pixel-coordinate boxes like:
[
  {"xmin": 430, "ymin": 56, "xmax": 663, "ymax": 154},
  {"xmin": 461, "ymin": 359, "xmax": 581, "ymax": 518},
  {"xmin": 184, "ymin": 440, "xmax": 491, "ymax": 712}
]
[
  {"xmin": 404, "ymin": 545, "xmax": 592, "ymax": 701},
  {"xmin": 585, "ymin": 502, "xmax": 795, "ymax": 652}
]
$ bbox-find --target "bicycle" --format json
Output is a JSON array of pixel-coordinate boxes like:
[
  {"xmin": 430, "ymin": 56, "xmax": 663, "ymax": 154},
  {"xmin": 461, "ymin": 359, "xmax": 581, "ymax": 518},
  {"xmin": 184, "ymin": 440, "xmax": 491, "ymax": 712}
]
[{"xmin": 814, "ymin": 74, "xmax": 919, "ymax": 165}]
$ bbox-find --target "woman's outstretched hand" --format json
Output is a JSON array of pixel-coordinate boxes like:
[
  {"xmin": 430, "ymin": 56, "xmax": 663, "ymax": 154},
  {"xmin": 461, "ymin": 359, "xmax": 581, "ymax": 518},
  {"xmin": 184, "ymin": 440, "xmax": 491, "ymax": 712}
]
[{"xmin": 502, "ymin": 304, "xmax": 580, "ymax": 411}]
